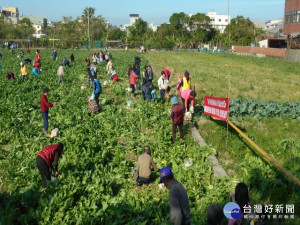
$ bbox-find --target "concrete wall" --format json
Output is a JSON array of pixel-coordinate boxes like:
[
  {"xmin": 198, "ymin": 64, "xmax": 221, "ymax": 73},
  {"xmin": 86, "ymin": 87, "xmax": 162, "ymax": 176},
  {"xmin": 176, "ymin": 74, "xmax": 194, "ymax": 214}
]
[
  {"xmin": 234, "ymin": 46, "xmax": 286, "ymax": 58},
  {"xmin": 286, "ymin": 49, "xmax": 300, "ymax": 62}
]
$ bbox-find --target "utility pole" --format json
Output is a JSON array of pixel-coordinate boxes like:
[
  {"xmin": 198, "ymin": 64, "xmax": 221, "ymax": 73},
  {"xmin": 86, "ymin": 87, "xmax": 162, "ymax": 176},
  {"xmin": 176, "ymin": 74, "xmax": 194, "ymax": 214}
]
[
  {"xmin": 228, "ymin": 0, "xmax": 230, "ymax": 46},
  {"xmin": 88, "ymin": 9, "xmax": 90, "ymax": 48}
]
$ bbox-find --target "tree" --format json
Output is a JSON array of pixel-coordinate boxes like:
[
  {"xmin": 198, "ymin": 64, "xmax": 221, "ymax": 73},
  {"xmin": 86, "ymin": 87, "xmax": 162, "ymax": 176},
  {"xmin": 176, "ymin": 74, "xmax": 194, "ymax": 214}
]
[
  {"xmin": 223, "ymin": 15, "xmax": 256, "ymax": 46},
  {"xmin": 107, "ymin": 28, "xmax": 126, "ymax": 40},
  {"xmin": 128, "ymin": 18, "xmax": 148, "ymax": 47},
  {"xmin": 83, "ymin": 7, "xmax": 96, "ymax": 43},
  {"xmin": 169, "ymin": 12, "xmax": 189, "ymax": 29},
  {"xmin": 189, "ymin": 13, "xmax": 211, "ymax": 30},
  {"xmin": 83, "ymin": 7, "xmax": 95, "ymax": 19},
  {"xmin": 16, "ymin": 18, "xmax": 35, "ymax": 39}
]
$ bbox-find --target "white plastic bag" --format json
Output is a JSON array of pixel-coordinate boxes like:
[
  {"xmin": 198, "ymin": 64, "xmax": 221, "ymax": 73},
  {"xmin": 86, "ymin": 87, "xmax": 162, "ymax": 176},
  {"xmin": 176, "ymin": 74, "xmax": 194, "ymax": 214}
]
[
  {"xmin": 189, "ymin": 106, "xmax": 194, "ymax": 114},
  {"xmin": 184, "ymin": 158, "xmax": 193, "ymax": 167},
  {"xmin": 184, "ymin": 112, "xmax": 192, "ymax": 121},
  {"xmin": 50, "ymin": 128, "xmax": 59, "ymax": 138}
]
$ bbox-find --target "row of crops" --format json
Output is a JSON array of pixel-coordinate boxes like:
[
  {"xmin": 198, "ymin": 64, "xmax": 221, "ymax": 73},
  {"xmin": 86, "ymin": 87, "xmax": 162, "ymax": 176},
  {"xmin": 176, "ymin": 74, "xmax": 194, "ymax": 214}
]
[
  {"xmin": 0, "ymin": 50, "xmax": 236, "ymax": 224},
  {"xmin": 229, "ymin": 98, "xmax": 300, "ymax": 120}
]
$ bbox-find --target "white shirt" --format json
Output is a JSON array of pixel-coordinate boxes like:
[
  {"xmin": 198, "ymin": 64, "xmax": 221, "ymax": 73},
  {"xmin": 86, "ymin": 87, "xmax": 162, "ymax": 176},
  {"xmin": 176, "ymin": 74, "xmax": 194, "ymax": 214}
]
[{"xmin": 158, "ymin": 76, "xmax": 169, "ymax": 90}]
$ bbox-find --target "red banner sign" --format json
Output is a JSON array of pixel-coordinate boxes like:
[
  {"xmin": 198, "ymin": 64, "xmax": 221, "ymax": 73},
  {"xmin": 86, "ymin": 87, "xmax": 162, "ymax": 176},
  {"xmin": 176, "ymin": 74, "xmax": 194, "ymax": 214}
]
[{"xmin": 204, "ymin": 96, "xmax": 229, "ymax": 121}]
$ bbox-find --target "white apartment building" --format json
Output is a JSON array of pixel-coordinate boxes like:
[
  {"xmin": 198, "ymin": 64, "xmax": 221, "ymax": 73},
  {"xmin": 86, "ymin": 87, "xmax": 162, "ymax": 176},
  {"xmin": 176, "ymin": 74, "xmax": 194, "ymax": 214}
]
[
  {"xmin": 122, "ymin": 14, "xmax": 140, "ymax": 30},
  {"xmin": 206, "ymin": 10, "xmax": 230, "ymax": 33},
  {"xmin": 129, "ymin": 14, "xmax": 139, "ymax": 25}
]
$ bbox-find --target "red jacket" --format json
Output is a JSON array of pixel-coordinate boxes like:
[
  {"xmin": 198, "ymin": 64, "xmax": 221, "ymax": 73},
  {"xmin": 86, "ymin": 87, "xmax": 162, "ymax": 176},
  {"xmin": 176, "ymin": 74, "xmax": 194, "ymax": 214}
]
[
  {"xmin": 171, "ymin": 104, "xmax": 184, "ymax": 125},
  {"xmin": 40, "ymin": 93, "xmax": 53, "ymax": 112},
  {"xmin": 130, "ymin": 70, "xmax": 139, "ymax": 85},
  {"xmin": 35, "ymin": 53, "xmax": 41, "ymax": 62},
  {"xmin": 37, "ymin": 144, "xmax": 59, "ymax": 166}
]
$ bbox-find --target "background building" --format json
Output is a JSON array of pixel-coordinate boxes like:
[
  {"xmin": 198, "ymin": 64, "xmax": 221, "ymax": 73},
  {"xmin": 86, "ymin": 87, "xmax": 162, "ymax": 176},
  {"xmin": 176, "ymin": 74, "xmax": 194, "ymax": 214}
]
[
  {"xmin": 0, "ymin": 6, "xmax": 20, "ymax": 24},
  {"xmin": 129, "ymin": 14, "xmax": 139, "ymax": 26},
  {"xmin": 206, "ymin": 10, "xmax": 230, "ymax": 33},
  {"xmin": 122, "ymin": 14, "xmax": 140, "ymax": 30},
  {"xmin": 283, "ymin": 0, "xmax": 300, "ymax": 35},
  {"xmin": 21, "ymin": 15, "xmax": 47, "ymax": 34}
]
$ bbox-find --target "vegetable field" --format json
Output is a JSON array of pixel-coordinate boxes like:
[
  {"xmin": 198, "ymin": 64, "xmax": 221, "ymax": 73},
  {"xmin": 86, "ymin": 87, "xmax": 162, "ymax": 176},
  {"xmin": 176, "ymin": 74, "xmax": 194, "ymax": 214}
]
[
  {"xmin": 0, "ymin": 50, "xmax": 299, "ymax": 224},
  {"xmin": 0, "ymin": 50, "xmax": 236, "ymax": 224}
]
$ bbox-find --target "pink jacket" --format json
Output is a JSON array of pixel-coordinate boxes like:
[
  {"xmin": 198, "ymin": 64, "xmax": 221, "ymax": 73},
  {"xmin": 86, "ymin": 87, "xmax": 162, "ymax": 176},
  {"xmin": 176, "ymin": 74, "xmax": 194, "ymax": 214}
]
[{"xmin": 181, "ymin": 89, "xmax": 194, "ymax": 109}]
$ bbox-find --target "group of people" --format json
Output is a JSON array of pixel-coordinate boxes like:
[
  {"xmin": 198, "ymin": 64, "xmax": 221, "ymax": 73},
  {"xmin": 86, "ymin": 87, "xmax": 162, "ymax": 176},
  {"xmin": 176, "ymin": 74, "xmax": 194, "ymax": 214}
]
[{"xmin": 3, "ymin": 49, "xmax": 76, "ymax": 82}]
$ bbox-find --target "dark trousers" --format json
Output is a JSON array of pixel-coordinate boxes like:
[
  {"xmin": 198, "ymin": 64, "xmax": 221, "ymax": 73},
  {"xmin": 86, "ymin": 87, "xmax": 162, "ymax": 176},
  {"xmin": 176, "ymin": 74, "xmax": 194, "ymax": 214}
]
[
  {"xmin": 172, "ymin": 123, "xmax": 184, "ymax": 143},
  {"xmin": 95, "ymin": 92, "xmax": 100, "ymax": 107},
  {"xmin": 21, "ymin": 75, "xmax": 28, "ymax": 82},
  {"xmin": 142, "ymin": 91, "xmax": 151, "ymax": 102},
  {"xmin": 41, "ymin": 112, "xmax": 48, "ymax": 131},
  {"xmin": 36, "ymin": 156, "xmax": 51, "ymax": 188},
  {"xmin": 137, "ymin": 177, "xmax": 151, "ymax": 186},
  {"xmin": 130, "ymin": 84, "xmax": 135, "ymax": 94},
  {"xmin": 160, "ymin": 89, "xmax": 166, "ymax": 100},
  {"xmin": 58, "ymin": 75, "xmax": 63, "ymax": 83}
]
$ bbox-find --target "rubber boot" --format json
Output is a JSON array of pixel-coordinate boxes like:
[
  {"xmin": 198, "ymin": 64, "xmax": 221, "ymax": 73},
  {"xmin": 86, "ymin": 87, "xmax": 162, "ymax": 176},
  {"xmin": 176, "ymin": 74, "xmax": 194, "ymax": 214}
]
[{"xmin": 165, "ymin": 92, "xmax": 170, "ymax": 99}]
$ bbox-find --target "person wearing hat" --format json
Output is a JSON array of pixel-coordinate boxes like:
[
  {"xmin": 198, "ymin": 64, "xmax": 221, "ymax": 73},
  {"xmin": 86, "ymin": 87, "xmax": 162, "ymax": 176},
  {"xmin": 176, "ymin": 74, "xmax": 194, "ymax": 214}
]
[
  {"xmin": 137, "ymin": 146, "xmax": 157, "ymax": 186},
  {"xmin": 36, "ymin": 143, "xmax": 63, "ymax": 188},
  {"xmin": 170, "ymin": 96, "xmax": 184, "ymax": 143},
  {"xmin": 20, "ymin": 62, "xmax": 28, "ymax": 82},
  {"xmin": 159, "ymin": 167, "xmax": 191, "ymax": 225},
  {"xmin": 35, "ymin": 49, "xmax": 41, "ymax": 63},
  {"xmin": 158, "ymin": 72, "xmax": 170, "ymax": 100},
  {"xmin": 178, "ymin": 71, "xmax": 191, "ymax": 92},
  {"xmin": 40, "ymin": 87, "xmax": 57, "ymax": 135}
]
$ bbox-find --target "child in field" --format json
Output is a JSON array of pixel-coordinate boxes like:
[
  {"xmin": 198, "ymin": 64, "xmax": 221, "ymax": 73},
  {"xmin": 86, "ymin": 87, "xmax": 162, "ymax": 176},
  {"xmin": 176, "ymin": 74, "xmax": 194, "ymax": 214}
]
[
  {"xmin": 151, "ymin": 88, "xmax": 157, "ymax": 101},
  {"xmin": 20, "ymin": 62, "xmax": 28, "ymax": 81},
  {"xmin": 19, "ymin": 50, "xmax": 24, "ymax": 60},
  {"xmin": 87, "ymin": 68, "xmax": 94, "ymax": 86}
]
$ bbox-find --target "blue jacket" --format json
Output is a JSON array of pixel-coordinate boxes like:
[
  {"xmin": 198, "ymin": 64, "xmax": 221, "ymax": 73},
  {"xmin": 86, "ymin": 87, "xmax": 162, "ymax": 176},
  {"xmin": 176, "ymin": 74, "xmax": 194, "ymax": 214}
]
[{"xmin": 94, "ymin": 79, "xmax": 102, "ymax": 94}]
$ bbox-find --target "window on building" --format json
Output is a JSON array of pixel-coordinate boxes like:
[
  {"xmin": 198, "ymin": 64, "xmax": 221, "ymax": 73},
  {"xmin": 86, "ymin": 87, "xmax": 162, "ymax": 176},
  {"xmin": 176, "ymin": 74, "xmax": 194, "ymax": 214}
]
[
  {"xmin": 225, "ymin": 19, "xmax": 228, "ymax": 22},
  {"xmin": 211, "ymin": 19, "xmax": 215, "ymax": 22},
  {"xmin": 219, "ymin": 19, "xmax": 221, "ymax": 22},
  {"xmin": 285, "ymin": 10, "xmax": 300, "ymax": 24}
]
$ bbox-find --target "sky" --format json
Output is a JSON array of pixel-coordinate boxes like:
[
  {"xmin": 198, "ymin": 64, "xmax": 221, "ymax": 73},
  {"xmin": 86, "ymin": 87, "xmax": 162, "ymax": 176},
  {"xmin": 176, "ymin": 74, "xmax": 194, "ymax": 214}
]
[{"xmin": 1, "ymin": 0, "xmax": 285, "ymax": 26}]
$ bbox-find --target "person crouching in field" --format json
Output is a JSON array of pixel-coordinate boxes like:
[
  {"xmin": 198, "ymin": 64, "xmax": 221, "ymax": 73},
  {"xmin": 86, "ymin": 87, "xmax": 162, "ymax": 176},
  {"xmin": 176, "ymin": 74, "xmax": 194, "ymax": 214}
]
[
  {"xmin": 170, "ymin": 96, "xmax": 184, "ymax": 143},
  {"xmin": 62, "ymin": 58, "xmax": 70, "ymax": 67},
  {"xmin": 181, "ymin": 89, "xmax": 196, "ymax": 113},
  {"xmin": 40, "ymin": 88, "xmax": 57, "ymax": 135},
  {"xmin": 36, "ymin": 143, "xmax": 63, "ymax": 188},
  {"xmin": 137, "ymin": 146, "xmax": 157, "ymax": 186},
  {"xmin": 57, "ymin": 64, "xmax": 64, "ymax": 83},
  {"xmin": 7, "ymin": 72, "xmax": 15, "ymax": 80}
]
